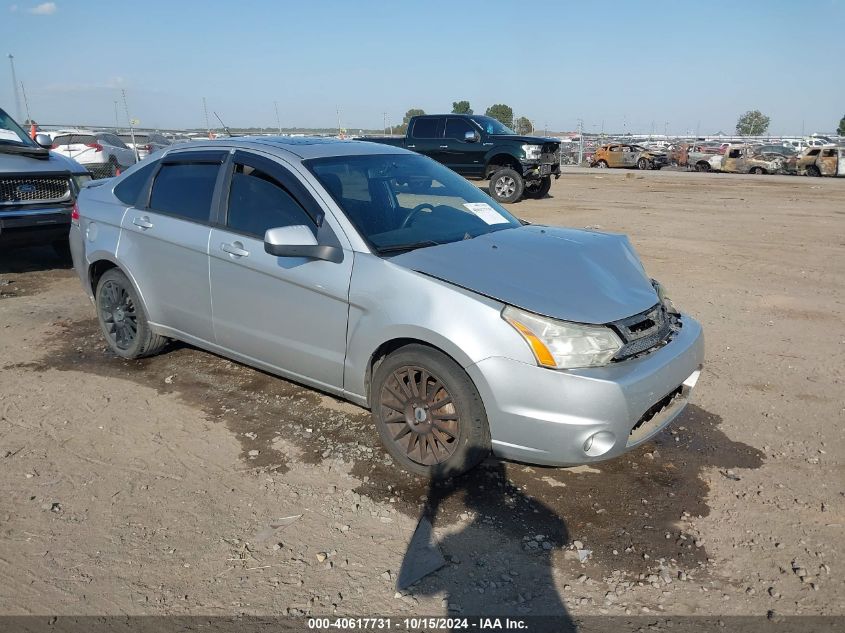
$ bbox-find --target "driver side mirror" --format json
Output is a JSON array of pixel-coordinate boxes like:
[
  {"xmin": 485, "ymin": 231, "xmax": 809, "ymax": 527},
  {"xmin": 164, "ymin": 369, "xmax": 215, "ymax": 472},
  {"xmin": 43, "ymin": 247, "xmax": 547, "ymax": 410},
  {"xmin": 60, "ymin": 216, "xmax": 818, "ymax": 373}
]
[
  {"xmin": 264, "ymin": 225, "xmax": 343, "ymax": 263},
  {"xmin": 464, "ymin": 130, "xmax": 480, "ymax": 143},
  {"xmin": 34, "ymin": 133, "xmax": 52, "ymax": 148}
]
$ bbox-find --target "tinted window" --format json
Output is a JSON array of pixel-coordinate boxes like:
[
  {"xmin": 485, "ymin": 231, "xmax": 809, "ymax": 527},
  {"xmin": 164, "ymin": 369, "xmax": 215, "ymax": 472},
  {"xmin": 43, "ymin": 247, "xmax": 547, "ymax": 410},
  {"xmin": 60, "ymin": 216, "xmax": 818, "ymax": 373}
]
[
  {"xmin": 52, "ymin": 134, "xmax": 96, "ymax": 146},
  {"xmin": 114, "ymin": 160, "xmax": 158, "ymax": 205},
  {"xmin": 149, "ymin": 163, "xmax": 219, "ymax": 222},
  {"xmin": 822, "ymin": 148, "xmax": 835, "ymax": 157},
  {"xmin": 227, "ymin": 164, "xmax": 312, "ymax": 237},
  {"xmin": 411, "ymin": 118, "xmax": 441, "ymax": 139},
  {"xmin": 445, "ymin": 118, "xmax": 474, "ymax": 139}
]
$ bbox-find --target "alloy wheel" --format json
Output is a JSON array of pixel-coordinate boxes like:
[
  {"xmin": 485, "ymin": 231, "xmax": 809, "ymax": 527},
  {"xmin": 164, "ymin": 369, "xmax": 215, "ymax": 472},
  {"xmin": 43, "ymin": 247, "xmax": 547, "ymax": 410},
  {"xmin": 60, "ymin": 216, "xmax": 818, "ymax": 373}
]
[
  {"xmin": 494, "ymin": 175, "xmax": 516, "ymax": 198},
  {"xmin": 99, "ymin": 280, "xmax": 138, "ymax": 350},
  {"xmin": 379, "ymin": 366, "xmax": 460, "ymax": 466}
]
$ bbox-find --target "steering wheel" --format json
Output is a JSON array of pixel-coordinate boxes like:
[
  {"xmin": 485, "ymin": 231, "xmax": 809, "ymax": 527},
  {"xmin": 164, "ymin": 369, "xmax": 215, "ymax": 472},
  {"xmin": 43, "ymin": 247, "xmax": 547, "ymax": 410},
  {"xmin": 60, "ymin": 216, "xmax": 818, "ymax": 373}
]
[{"xmin": 401, "ymin": 203, "xmax": 437, "ymax": 229}]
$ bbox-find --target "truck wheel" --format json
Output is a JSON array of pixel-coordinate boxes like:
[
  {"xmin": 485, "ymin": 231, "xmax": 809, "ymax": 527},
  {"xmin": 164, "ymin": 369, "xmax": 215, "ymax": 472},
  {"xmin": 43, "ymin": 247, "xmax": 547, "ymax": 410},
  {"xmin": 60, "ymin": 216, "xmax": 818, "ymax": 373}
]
[
  {"xmin": 806, "ymin": 165, "xmax": 821, "ymax": 177},
  {"xmin": 749, "ymin": 166, "xmax": 765, "ymax": 175},
  {"xmin": 637, "ymin": 157, "xmax": 652, "ymax": 170},
  {"xmin": 372, "ymin": 344, "xmax": 491, "ymax": 479},
  {"xmin": 523, "ymin": 176, "xmax": 552, "ymax": 199},
  {"xmin": 695, "ymin": 162, "xmax": 711, "ymax": 172},
  {"xmin": 489, "ymin": 168, "xmax": 524, "ymax": 204}
]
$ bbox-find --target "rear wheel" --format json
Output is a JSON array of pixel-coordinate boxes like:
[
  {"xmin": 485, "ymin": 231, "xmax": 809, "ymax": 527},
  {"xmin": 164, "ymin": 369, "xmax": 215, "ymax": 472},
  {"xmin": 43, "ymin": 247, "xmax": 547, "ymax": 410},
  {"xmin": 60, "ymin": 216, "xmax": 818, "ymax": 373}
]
[
  {"xmin": 750, "ymin": 166, "xmax": 765, "ymax": 175},
  {"xmin": 595, "ymin": 160, "xmax": 608, "ymax": 168},
  {"xmin": 523, "ymin": 176, "xmax": 552, "ymax": 199},
  {"xmin": 695, "ymin": 161, "xmax": 711, "ymax": 172},
  {"xmin": 637, "ymin": 157, "xmax": 652, "ymax": 170},
  {"xmin": 806, "ymin": 165, "xmax": 821, "ymax": 177},
  {"xmin": 95, "ymin": 268, "xmax": 168, "ymax": 359},
  {"xmin": 488, "ymin": 167, "xmax": 524, "ymax": 204},
  {"xmin": 372, "ymin": 345, "xmax": 490, "ymax": 478}
]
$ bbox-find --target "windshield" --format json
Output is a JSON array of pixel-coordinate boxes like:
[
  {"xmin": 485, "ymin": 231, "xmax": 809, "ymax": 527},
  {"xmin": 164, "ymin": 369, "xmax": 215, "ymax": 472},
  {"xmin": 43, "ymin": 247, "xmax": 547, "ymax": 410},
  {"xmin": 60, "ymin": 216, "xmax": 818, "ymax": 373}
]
[
  {"xmin": 307, "ymin": 154, "xmax": 521, "ymax": 253},
  {"xmin": 0, "ymin": 108, "xmax": 36, "ymax": 146},
  {"xmin": 469, "ymin": 115, "xmax": 516, "ymax": 136}
]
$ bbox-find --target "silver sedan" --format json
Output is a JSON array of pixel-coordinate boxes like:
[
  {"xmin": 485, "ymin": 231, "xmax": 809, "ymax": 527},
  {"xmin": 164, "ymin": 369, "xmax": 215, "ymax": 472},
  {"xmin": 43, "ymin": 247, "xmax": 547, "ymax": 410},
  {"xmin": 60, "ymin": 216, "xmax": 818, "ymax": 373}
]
[{"xmin": 70, "ymin": 137, "xmax": 704, "ymax": 478}]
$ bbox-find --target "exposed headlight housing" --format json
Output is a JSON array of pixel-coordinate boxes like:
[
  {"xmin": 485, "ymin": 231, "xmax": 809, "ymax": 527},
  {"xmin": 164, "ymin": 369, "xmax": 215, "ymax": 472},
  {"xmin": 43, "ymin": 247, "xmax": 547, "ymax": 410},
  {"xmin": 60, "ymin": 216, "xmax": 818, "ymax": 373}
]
[
  {"xmin": 521, "ymin": 144, "xmax": 542, "ymax": 160},
  {"xmin": 651, "ymin": 279, "xmax": 679, "ymax": 315},
  {"xmin": 502, "ymin": 306, "xmax": 623, "ymax": 369}
]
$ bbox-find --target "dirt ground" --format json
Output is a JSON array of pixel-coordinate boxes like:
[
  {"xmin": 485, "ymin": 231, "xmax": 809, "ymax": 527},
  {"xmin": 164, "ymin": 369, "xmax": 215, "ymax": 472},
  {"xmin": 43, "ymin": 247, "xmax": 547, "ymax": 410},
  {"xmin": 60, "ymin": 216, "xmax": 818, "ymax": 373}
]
[{"xmin": 0, "ymin": 168, "xmax": 843, "ymax": 619}]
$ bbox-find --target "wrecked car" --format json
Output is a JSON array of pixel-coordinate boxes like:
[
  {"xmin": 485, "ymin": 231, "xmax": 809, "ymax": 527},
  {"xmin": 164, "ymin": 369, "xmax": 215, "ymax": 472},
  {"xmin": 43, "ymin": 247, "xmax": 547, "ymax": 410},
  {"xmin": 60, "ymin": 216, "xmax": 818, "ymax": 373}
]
[
  {"xmin": 720, "ymin": 144, "xmax": 791, "ymax": 175},
  {"xmin": 590, "ymin": 143, "xmax": 668, "ymax": 170},
  {"xmin": 687, "ymin": 145, "xmax": 724, "ymax": 172},
  {"xmin": 796, "ymin": 145, "xmax": 845, "ymax": 177},
  {"xmin": 71, "ymin": 137, "xmax": 704, "ymax": 479}
]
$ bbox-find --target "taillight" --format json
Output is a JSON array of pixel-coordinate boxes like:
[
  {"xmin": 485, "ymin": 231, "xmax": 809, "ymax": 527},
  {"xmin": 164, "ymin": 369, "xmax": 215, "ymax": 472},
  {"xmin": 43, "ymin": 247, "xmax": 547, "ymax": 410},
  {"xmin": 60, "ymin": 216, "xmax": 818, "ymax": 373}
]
[
  {"xmin": 85, "ymin": 142, "xmax": 103, "ymax": 152},
  {"xmin": 144, "ymin": 144, "xmax": 152, "ymax": 152},
  {"xmin": 71, "ymin": 202, "xmax": 80, "ymax": 225}
]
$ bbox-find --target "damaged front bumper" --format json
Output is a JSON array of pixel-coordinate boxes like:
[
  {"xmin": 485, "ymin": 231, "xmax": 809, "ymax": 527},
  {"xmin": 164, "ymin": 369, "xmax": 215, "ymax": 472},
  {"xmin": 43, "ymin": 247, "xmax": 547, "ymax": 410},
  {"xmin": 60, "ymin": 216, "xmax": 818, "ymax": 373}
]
[{"xmin": 521, "ymin": 161, "xmax": 562, "ymax": 179}]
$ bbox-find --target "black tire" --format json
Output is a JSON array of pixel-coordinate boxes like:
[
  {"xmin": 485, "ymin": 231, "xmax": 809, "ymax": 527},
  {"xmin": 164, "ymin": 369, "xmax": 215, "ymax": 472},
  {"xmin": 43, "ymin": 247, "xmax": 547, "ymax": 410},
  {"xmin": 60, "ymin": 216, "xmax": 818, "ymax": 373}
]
[
  {"xmin": 488, "ymin": 167, "xmax": 524, "ymax": 204},
  {"xmin": 595, "ymin": 160, "xmax": 608, "ymax": 168},
  {"xmin": 372, "ymin": 344, "xmax": 491, "ymax": 478},
  {"xmin": 637, "ymin": 157, "xmax": 652, "ymax": 170},
  {"xmin": 806, "ymin": 165, "xmax": 821, "ymax": 177},
  {"xmin": 523, "ymin": 176, "xmax": 552, "ymax": 199},
  {"xmin": 695, "ymin": 162, "xmax": 710, "ymax": 173},
  {"xmin": 95, "ymin": 268, "xmax": 168, "ymax": 359},
  {"xmin": 750, "ymin": 166, "xmax": 765, "ymax": 175}
]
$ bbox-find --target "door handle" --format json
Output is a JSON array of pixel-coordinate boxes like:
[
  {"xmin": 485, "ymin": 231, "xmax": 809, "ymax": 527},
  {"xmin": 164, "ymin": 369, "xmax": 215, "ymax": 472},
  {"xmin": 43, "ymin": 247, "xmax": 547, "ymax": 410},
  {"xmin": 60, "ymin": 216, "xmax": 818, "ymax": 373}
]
[
  {"xmin": 221, "ymin": 242, "xmax": 249, "ymax": 258},
  {"xmin": 439, "ymin": 145, "xmax": 448, "ymax": 149},
  {"xmin": 132, "ymin": 216, "xmax": 153, "ymax": 229},
  {"xmin": 406, "ymin": 144, "xmax": 416, "ymax": 149}
]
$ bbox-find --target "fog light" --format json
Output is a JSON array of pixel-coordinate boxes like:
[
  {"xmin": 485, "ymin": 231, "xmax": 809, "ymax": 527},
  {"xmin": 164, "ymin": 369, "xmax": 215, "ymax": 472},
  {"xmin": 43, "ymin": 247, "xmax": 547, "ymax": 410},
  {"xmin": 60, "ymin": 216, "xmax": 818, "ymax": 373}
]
[{"xmin": 583, "ymin": 431, "xmax": 615, "ymax": 457}]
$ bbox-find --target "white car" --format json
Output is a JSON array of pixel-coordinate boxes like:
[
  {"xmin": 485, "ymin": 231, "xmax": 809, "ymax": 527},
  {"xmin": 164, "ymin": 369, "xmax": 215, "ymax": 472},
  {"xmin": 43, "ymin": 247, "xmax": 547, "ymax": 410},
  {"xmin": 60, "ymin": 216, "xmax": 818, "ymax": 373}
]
[
  {"xmin": 50, "ymin": 130, "xmax": 136, "ymax": 178},
  {"xmin": 117, "ymin": 132, "xmax": 172, "ymax": 160}
]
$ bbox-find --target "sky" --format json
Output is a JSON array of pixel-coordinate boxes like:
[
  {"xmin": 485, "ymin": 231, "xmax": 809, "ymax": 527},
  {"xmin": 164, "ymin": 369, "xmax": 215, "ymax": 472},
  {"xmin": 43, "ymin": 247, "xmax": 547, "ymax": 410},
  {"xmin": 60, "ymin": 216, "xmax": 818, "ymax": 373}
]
[{"xmin": 1, "ymin": 0, "xmax": 843, "ymax": 135}]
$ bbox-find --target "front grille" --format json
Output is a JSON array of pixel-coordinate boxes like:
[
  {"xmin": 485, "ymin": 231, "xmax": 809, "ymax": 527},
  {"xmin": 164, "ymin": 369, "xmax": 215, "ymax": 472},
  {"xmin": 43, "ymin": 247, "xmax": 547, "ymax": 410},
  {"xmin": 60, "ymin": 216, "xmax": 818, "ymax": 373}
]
[
  {"xmin": 611, "ymin": 303, "xmax": 678, "ymax": 361},
  {"xmin": 0, "ymin": 176, "xmax": 71, "ymax": 205}
]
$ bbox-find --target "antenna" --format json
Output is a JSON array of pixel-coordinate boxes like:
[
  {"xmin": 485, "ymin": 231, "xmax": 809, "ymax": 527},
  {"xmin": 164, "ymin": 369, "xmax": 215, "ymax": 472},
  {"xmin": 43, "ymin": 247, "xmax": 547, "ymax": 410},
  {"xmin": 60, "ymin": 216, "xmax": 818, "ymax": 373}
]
[
  {"xmin": 121, "ymin": 88, "xmax": 140, "ymax": 162},
  {"xmin": 213, "ymin": 112, "xmax": 232, "ymax": 137},
  {"xmin": 274, "ymin": 101, "xmax": 281, "ymax": 135},
  {"xmin": 8, "ymin": 54, "xmax": 23, "ymax": 121},
  {"xmin": 20, "ymin": 81, "xmax": 32, "ymax": 123}
]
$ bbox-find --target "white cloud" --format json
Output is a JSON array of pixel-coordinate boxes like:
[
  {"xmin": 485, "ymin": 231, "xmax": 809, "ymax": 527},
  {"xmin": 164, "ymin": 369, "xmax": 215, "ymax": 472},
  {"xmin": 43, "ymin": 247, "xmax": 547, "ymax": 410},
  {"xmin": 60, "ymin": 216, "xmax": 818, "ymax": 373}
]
[{"xmin": 28, "ymin": 2, "xmax": 56, "ymax": 14}]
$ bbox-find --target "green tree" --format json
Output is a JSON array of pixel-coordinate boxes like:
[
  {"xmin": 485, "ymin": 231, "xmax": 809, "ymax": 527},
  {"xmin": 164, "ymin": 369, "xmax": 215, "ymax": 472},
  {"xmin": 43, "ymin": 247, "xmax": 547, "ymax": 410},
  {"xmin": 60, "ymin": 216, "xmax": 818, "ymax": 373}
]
[
  {"xmin": 452, "ymin": 100, "xmax": 473, "ymax": 115},
  {"xmin": 735, "ymin": 110, "xmax": 770, "ymax": 136},
  {"xmin": 485, "ymin": 104, "xmax": 514, "ymax": 128},
  {"xmin": 838, "ymin": 114, "xmax": 845, "ymax": 136},
  {"xmin": 514, "ymin": 116, "xmax": 532, "ymax": 135}
]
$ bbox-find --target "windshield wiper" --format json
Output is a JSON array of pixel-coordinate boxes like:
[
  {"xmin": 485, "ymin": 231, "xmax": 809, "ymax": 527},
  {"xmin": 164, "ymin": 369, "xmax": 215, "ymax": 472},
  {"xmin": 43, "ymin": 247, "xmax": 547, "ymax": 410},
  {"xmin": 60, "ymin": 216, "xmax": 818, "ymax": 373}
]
[{"xmin": 376, "ymin": 240, "xmax": 440, "ymax": 254}]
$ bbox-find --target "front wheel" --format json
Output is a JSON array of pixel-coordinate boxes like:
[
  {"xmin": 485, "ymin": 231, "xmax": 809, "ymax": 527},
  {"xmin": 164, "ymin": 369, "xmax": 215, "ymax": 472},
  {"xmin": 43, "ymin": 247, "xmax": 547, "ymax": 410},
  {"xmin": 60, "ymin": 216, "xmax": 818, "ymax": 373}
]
[
  {"xmin": 595, "ymin": 160, "xmax": 608, "ymax": 168},
  {"xmin": 806, "ymin": 165, "xmax": 821, "ymax": 177},
  {"xmin": 523, "ymin": 176, "xmax": 552, "ymax": 199},
  {"xmin": 95, "ymin": 268, "xmax": 168, "ymax": 359},
  {"xmin": 372, "ymin": 344, "xmax": 490, "ymax": 478},
  {"xmin": 749, "ymin": 166, "xmax": 765, "ymax": 175},
  {"xmin": 488, "ymin": 167, "xmax": 524, "ymax": 204},
  {"xmin": 637, "ymin": 157, "xmax": 652, "ymax": 170}
]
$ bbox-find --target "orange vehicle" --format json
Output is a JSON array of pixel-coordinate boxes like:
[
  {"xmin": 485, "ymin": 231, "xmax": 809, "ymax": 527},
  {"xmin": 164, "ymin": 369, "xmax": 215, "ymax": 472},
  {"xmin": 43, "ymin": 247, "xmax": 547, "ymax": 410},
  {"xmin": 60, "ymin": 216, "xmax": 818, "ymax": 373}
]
[
  {"xmin": 796, "ymin": 145, "xmax": 845, "ymax": 177},
  {"xmin": 590, "ymin": 143, "xmax": 668, "ymax": 170}
]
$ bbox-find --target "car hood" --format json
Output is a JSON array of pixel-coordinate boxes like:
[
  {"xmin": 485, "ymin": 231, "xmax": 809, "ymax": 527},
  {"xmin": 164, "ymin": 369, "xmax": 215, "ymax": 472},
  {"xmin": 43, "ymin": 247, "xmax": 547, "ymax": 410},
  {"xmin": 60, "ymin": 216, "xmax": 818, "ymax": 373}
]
[
  {"xmin": 390, "ymin": 225, "xmax": 659, "ymax": 324},
  {"xmin": 489, "ymin": 135, "xmax": 560, "ymax": 146},
  {"xmin": 0, "ymin": 148, "xmax": 88, "ymax": 174}
]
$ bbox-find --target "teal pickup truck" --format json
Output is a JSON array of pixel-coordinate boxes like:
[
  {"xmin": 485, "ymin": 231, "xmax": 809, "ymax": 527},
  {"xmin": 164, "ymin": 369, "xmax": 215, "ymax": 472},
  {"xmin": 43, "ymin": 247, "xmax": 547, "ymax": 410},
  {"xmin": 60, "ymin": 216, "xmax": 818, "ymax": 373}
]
[{"xmin": 361, "ymin": 114, "xmax": 561, "ymax": 203}]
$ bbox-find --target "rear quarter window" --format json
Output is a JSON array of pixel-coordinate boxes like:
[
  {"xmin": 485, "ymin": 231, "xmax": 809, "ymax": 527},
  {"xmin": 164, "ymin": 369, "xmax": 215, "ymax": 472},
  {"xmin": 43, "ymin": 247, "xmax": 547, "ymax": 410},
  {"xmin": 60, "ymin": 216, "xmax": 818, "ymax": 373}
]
[
  {"xmin": 149, "ymin": 162, "xmax": 220, "ymax": 223},
  {"xmin": 114, "ymin": 160, "xmax": 159, "ymax": 206}
]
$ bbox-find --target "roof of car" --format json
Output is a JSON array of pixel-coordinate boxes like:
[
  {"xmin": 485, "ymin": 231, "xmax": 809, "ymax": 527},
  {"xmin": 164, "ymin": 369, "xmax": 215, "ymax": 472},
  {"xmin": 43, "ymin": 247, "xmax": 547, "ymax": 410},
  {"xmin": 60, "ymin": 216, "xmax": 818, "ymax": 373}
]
[{"xmin": 168, "ymin": 136, "xmax": 408, "ymax": 160}]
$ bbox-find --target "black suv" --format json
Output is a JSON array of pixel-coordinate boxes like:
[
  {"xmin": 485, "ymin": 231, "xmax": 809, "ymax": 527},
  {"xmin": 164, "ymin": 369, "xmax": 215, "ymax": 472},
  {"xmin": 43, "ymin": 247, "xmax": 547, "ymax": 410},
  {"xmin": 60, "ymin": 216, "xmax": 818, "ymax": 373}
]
[
  {"xmin": 0, "ymin": 108, "xmax": 90, "ymax": 253},
  {"xmin": 363, "ymin": 114, "xmax": 561, "ymax": 203}
]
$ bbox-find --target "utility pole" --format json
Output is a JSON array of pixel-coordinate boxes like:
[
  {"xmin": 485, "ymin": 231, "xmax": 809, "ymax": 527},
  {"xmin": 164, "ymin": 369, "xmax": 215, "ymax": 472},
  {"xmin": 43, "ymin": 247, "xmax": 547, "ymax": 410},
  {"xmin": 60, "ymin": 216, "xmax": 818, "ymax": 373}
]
[
  {"xmin": 8, "ymin": 54, "xmax": 23, "ymax": 121},
  {"xmin": 577, "ymin": 119, "xmax": 584, "ymax": 165},
  {"xmin": 336, "ymin": 106, "xmax": 342, "ymax": 137},
  {"xmin": 122, "ymin": 89, "xmax": 139, "ymax": 162},
  {"xmin": 664, "ymin": 121, "xmax": 669, "ymax": 138},
  {"xmin": 383, "ymin": 112, "xmax": 388, "ymax": 135},
  {"xmin": 202, "ymin": 97, "xmax": 211, "ymax": 136},
  {"xmin": 20, "ymin": 82, "xmax": 32, "ymax": 124},
  {"xmin": 274, "ymin": 100, "xmax": 281, "ymax": 135},
  {"xmin": 114, "ymin": 101, "xmax": 120, "ymax": 132}
]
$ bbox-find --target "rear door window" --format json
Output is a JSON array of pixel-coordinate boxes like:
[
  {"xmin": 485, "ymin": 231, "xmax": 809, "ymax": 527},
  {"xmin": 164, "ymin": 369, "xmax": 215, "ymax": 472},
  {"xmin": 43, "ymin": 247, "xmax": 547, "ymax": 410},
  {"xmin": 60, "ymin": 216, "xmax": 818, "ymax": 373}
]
[
  {"xmin": 149, "ymin": 163, "xmax": 220, "ymax": 223},
  {"xmin": 411, "ymin": 117, "xmax": 443, "ymax": 139},
  {"xmin": 52, "ymin": 134, "xmax": 95, "ymax": 147}
]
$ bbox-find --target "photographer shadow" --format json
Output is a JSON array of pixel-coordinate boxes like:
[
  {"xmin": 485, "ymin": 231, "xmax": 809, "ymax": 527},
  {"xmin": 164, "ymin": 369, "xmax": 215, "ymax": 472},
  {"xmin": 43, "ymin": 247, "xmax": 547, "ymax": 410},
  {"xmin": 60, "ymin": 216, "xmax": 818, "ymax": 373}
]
[{"xmin": 398, "ymin": 449, "xmax": 575, "ymax": 632}]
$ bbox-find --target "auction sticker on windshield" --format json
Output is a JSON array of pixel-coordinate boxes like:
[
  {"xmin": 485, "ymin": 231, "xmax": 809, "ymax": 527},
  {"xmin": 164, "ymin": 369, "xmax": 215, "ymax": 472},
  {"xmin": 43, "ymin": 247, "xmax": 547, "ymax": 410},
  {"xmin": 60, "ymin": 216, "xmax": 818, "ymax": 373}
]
[{"xmin": 463, "ymin": 202, "xmax": 509, "ymax": 225}]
